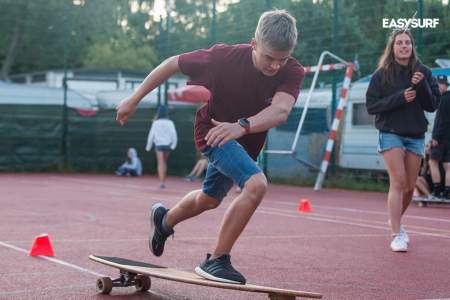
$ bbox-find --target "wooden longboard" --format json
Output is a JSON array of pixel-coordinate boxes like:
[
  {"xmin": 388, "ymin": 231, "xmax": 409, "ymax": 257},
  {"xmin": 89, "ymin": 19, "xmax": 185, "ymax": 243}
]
[
  {"xmin": 413, "ymin": 195, "xmax": 450, "ymax": 207},
  {"xmin": 89, "ymin": 255, "xmax": 322, "ymax": 299}
]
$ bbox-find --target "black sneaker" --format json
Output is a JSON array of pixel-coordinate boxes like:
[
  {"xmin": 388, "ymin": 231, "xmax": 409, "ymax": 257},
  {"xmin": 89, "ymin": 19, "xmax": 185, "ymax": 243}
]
[
  {"xmin": 149, "ymin": 203, "xmax": 173, "ymax": 257},
  {"xmin": 194, "ymin": 253, "xmax": 246, "ymax": 284}
]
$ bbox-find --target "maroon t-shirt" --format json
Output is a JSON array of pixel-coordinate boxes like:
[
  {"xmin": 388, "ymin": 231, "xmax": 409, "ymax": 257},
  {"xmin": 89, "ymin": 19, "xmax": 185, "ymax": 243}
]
[{"xmin": 178, "ymin": 44, "xmax": 305, "ymax": 160}]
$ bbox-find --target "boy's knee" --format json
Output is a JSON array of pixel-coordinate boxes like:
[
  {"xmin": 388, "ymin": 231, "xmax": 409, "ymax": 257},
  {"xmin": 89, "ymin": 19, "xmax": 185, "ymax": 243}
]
[
  {"xmin": 197, "ymin": 192, "xmax": 221, "ymax": 210},
  {"xmin": 244, "ymin": 173, "xmax": 268, "ymax": 202}
]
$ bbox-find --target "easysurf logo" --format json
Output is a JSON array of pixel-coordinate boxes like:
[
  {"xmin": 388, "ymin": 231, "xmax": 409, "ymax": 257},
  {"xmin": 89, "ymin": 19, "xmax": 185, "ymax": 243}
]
[{"xmin": 382, "ymin": 18, "xmax": 440, "ymax": 29}]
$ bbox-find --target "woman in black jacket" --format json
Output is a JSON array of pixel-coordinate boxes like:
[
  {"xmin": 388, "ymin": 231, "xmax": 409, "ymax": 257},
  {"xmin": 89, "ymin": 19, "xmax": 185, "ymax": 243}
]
[{"xmin": 366, "ymin": 29, "xmax": 440, "ymax": 252}]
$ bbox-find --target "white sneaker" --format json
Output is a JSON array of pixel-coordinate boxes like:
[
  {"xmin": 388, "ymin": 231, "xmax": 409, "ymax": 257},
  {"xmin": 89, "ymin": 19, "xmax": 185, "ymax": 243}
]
[
  {"xmin": 388, "ymin": 220, "xmax": 410, "ymax": 244},
  {"xmin": 427, "ymin": 194, "xmax": 437, "ymax": 201},
  {"xmin": 399, "ymin": 225, "xmax": 409, "ymax": 244},
  {"xmin": 390, "ymin": 235, "xmax": 408, "ymax": 252}
]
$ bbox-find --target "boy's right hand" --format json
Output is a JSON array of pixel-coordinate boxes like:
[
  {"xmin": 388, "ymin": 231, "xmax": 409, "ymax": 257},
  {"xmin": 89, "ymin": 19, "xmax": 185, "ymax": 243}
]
[{"xmin": 116, "ymin": 97, "xmax": 138, "ymax": 126}]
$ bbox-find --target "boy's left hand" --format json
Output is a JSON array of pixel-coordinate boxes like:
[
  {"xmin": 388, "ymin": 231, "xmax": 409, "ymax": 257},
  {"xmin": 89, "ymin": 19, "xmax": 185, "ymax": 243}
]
[{"xmin": 205, "ymin": 119, "xmax": 246, "ymax": 147}]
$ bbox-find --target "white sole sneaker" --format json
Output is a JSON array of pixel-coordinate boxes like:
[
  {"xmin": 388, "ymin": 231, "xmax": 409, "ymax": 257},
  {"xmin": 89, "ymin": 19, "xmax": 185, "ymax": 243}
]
[
  {"xmin": 390, "ymin": 235, "xmax": 408, "ymax": 252},
  {"xmin": 194, "ymin": 266, "xmax": 242, "ymax": 284},
  {"xmin": 391, "ymin": 245, "xmax": 408, "ymax": 252},
  {"xmin": 400, "ymin": 226, "xmax": 410, "ymax": 244}
]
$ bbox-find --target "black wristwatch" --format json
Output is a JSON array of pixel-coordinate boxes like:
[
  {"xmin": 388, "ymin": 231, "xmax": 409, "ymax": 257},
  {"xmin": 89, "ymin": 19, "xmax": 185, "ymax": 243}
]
[{"xmin": 238, "ymin": 118, "xmax": 251, "ymax": 135}]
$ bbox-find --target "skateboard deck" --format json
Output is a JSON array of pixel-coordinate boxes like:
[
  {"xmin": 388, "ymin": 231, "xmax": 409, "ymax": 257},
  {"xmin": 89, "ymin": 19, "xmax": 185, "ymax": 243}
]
[
  {"xmin": 412, "ymin": 195, "xmax": 450, "ymax": 207},
  {"xmin": 89, "ymin": 255, "xmax": 322, "ymax": 299}
]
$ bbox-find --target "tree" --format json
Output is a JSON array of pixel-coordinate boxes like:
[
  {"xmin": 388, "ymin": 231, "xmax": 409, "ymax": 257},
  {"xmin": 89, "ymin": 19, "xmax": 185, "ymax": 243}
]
[
  {"xmin": 82, "ymin": 35, "xmax": 157, "ymax": 70},
  {"xmin": 0, "ymin": 0, "xmax": 159, "ymax": 77},
  {"xmin": 0, "ymin": 0, "xmax": 29, "ymax": 80}
]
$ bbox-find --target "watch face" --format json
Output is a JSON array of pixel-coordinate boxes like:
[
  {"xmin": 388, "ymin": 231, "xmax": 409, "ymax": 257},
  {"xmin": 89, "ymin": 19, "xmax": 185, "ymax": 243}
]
[{"xmin": 239, "ymin": 118, "xmax": 250, "ymax": 128}]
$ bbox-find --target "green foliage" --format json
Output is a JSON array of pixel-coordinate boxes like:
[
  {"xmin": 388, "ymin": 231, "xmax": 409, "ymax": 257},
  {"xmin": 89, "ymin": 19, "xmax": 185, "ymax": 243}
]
[
  {"xmin": 82, "ymin": 37, "xmax": 157, "ymax": 70},
  {"xmin": 0, "ymin": 0, "xmax": 158, "ymax": 75},
  {"xmin": 1, "ymin": 0, "xmax": 449, "ymax": 79}
]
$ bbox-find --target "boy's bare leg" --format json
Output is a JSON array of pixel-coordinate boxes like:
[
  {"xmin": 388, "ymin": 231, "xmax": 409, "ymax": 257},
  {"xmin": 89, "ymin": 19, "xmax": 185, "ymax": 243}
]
[
  {"xmin": 165, "ymin": 190, "xmax": 220, "ymax": 228},
  {"xmin": 212, "ymin": 173, "xmax": 267, "ymax": 258}
]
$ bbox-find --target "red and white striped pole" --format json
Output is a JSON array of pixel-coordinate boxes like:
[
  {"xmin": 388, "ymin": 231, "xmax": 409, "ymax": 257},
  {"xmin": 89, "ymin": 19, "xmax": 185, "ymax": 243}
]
[
  {"xmin": 303, "ymin": 63, "xmax": 347, "ymax": 74},
  {"xmin": 314, "ymin": 64, "xmax": 354, "ymax": 191}
]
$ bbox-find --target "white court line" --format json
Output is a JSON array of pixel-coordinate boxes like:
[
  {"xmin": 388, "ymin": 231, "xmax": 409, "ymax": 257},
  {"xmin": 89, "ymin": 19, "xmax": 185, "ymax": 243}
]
[
  {"xmin": 266, "ymin": 206, "xmax": 450, "ymax": 235},
  {"xmin": 0, "ymin": 283, "xmax": 92, "ymax": 297},
  {"xmin": 3, "ymin": 233, "xmax": 387, "ymax": 245},
  {"xmin": 0, "ymin": 241, "xmax": 106, "ymax": 277},
  {"xmin": 257, "ymin": 208, "xmax": 450, "ymax": 240},
  {"xmin": 276, "ymin": 201, "xmax": 450, "ymax": 223}
]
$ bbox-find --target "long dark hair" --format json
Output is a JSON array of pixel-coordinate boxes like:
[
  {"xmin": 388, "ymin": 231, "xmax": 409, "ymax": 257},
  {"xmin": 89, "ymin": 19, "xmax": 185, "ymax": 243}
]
[
  {"xmin": 377, "ymin": 30, "xmax": 420, "ymax": 86},
  {"xmin": 156, "ymin": 105, "xmax": 168, "ymax": 119}
]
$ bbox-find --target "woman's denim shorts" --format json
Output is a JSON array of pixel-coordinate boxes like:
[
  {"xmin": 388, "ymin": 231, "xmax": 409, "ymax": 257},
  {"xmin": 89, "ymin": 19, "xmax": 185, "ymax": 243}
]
[{"xmin": 378, "ymin": 132, "xmax": 424, "ymax": 157}]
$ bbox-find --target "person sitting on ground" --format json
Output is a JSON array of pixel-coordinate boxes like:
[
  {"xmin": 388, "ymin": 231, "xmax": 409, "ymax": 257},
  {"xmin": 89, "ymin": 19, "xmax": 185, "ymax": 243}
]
[
  {"xmin": 116, "ymin": 147, "xmax": 143, "ymax": 177},
  {"xmin": 414, "ymin": 142, "xmax": 433, "ymax": 198},
  {"xmin": 185, "ymin": 155, "xmax": 208, "ymax": 182}
]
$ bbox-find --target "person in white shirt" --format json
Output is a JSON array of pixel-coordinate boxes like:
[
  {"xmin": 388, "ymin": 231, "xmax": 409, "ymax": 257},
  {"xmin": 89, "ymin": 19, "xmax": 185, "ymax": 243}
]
[{"xmin": 146, "ymin": 105, "xmax": 178, "ymax": 188}]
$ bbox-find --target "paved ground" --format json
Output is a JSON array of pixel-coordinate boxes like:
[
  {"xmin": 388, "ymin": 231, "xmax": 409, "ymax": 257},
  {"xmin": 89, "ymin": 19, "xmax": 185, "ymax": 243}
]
[{"xmin": 1, "ymin": 173, "xmax": 449, "ymax": 299}]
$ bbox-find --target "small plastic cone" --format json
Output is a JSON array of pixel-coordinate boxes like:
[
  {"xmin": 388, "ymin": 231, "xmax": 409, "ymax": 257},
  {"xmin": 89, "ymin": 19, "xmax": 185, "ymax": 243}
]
[
  {"xmin": 298, "ymin": 199, "xmax": 312, "ymax": 213},
  {"xmin": 29, "ymin": 234, "xmax": 55, "ymax": 257}
]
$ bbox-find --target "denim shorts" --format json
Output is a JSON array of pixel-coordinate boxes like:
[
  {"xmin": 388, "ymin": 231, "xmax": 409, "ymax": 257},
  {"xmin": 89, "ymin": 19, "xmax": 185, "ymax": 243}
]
[
  {"xmin": 201, "ymin": 140, "xmax": 262, "ymax": 202},
  {"xmin": 430, "ymin": 142, "xmax": 450, "ymax": 162},
  {"xmin": 155, "ymin": 145, "xmax": 172, "ymax": 152},
  {"xmin": 377, "ymin": 132, "xmax": 425, "ymax": 157}
]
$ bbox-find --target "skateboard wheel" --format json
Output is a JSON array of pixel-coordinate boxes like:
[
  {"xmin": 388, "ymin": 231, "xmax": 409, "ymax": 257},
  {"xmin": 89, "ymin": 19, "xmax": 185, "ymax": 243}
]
[
  {"xmin": 135, "ymin": 275, "xmax": 151, "ymax": 292},
  {"xmin": 418, "ymin": 201, "xmax": 427, "ymax": 207},
  {"xmin": 96, "ymin": 277, "xmax": 113, "ymax": 294}
]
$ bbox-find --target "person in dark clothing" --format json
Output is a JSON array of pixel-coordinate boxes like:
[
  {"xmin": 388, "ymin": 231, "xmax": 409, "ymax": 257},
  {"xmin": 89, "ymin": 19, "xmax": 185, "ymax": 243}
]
[
  {"xmin": 115, "ymin": 10, "xmax": 304, "ymax": 284},
  {"xmin": 430, "ymin": 75, "xmax": 450, "ymax": 199},
  {"xmin": 414, "ymin": 141, "xmax": 445, "ymax": 199},
  {"xmin": 366, "ymin": 29, "xmax": 440, "ymax": 252}
]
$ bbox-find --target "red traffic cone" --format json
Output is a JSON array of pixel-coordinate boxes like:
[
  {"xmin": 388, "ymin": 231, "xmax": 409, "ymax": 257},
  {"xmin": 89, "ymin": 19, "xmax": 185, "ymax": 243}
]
[
  {"xmin": 29, "ymin": 234, "xmax": 55, "ymax": 257},
  {"xmin": 298, "ymin": 198, "xmax": 312, "ymax": 213}
]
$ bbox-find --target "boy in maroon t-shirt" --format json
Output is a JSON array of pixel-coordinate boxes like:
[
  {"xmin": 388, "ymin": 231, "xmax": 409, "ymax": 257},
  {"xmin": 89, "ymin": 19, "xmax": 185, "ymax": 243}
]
[{"xmin": 116, "ymin": 10, "xmax": 304, "ymax": 284}]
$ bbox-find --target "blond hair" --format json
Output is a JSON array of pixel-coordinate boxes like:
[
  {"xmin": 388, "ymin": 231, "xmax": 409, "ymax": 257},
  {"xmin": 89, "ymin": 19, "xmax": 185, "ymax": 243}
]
[{"xmin": 255, "ymin": 10, "xmax": 297, "ymax": 51}]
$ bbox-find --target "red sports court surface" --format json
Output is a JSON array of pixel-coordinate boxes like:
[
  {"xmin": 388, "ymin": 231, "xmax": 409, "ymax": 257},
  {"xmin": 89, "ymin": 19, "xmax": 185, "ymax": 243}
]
[{"xmin": 1, "ymin": 173, "xmax": 449, "ymax": 299}]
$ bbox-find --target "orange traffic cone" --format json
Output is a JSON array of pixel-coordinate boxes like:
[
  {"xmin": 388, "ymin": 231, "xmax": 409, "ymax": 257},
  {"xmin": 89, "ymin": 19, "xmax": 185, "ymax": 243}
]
[
  {"xmin": 298, "ymin": 198, "xmax": 312, "ymax": 213},
  {"xmin": 29, "ymin": 234, "xmax": 55, "ymax": 257}
]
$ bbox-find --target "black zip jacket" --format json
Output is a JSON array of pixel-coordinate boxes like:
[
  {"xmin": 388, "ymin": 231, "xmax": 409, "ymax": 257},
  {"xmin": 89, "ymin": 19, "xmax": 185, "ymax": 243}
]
[
  {"xmin": 366, "ymin": 63, "xmax": 440, "ymax": 138},
  {"xmin": 432, "ymin": 90, "xmax": 450, "ymax": 143}
]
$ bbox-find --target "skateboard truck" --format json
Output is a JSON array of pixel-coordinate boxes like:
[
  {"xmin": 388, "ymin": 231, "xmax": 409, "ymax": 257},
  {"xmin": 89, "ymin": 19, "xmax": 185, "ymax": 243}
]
[{"xmin": 96, "ymin": 270, "xmax": 151, "ymax": 294}]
